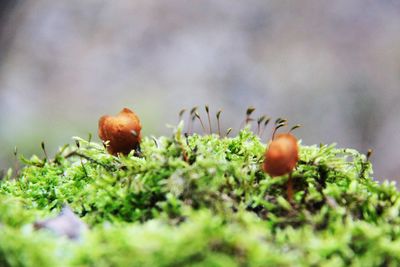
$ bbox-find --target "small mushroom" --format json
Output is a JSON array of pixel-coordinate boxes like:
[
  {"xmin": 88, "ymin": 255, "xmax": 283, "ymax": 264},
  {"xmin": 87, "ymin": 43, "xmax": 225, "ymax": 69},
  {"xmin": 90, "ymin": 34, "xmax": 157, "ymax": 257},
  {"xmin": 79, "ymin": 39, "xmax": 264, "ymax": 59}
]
[
  {"xmin": 263, "ymin": 133, "xmax": 299, "ymax": 177},
  {"xmin": 263, "ymin": 133, "xmax": 299, "ymax": 202},
  {"xmin": 98, "ymin": 108, "xmax": 142, "ymax": 155}
]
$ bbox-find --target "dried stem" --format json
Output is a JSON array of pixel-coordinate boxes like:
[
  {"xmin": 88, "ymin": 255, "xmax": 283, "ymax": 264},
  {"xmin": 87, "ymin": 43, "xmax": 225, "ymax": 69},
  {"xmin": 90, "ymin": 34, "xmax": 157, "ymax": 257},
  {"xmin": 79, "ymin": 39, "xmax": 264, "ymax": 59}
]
[
  {"xmin": 216, "ymin": 110, "xmax": 222, "ymax": 137},
  {"xmin": 13, "ymin": 146, "xmax": 19, "ymax": 179},
  {"xmin": 256, "ymin": 115, "xmax": 266, "ymax": 136},
  {"xmin": 271, "ymin": 122, "xmax": 287, "ymax": 140},
  {"xmin": 367, "ymin": 149, "xmax": 373, "ymax": 160},
  {"xmin": 195, "ymin": 112, "xmax": 206, "ymax": 134},
  {"xmin": 289, "ymin": 124, "xmax": 301, "ymax": 133},
  {"xmin": 178, "ymin": 109, "xmax": 186, "ymax": 123},
  {"xmin": 272, "ymin": 118, "xmax": 287, "ymax": 140},
  {"xmin": 41, "ymin": 142, "xmax": 48, "ymax": 161},
  {"xmin": 205, "ymin": 105, "xmax": 212, "ymax": 134},
  {"xmin": 64, "ymin": 151, "xmax": 116, "ymax": 171},
  {"xmin": 187, "ymin": 107, "xmax": 198, "ymax": 135},
  {"xmin": 259, "ymin": 118, "xmax": 270, "ymax": 138},
  {"xmin": 226, "ymin": 128, "xmax": 232, "ymax": 137},
  {"xmin": 242, "ymin": 106, "xmax": 256, "ymax": 128},
  {"xmin": 151, "ymin": 136, "xmax": 159, "ymax": 148}
]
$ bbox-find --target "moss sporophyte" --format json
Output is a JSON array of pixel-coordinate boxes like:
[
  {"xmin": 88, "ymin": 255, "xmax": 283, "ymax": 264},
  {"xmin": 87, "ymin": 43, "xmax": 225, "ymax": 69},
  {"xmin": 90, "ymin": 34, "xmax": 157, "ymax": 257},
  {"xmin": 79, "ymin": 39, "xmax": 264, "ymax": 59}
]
[{"xmin": 0, "ymin": 106, "xmax": 399, "ymax": 267}]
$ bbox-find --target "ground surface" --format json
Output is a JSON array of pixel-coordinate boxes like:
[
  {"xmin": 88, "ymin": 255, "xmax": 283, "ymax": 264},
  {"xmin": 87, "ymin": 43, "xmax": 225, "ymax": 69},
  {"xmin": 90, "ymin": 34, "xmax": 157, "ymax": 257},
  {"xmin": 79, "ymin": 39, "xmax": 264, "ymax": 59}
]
[{"xmin": 0, "ymin": 126, "xmax": 399, "ymax": 267}]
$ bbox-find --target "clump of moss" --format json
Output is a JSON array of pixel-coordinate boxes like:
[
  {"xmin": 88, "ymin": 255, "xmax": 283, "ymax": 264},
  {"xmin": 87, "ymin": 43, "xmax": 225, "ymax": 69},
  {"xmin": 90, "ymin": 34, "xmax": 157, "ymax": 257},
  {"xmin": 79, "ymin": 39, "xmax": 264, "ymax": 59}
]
[{"xmin": 0, "ymin": 124, "xmax": 400, "ymax": 266}]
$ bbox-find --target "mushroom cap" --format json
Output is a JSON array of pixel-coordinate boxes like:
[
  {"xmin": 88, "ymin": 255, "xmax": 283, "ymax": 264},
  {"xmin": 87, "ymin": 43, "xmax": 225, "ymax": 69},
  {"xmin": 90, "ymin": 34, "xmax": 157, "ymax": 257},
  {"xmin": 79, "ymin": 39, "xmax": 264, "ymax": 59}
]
[
  {"xmin": 263, "ymin": 133, "xmax": 299, "ymax": 177},
  {"xmin": 98, "ymin": 108, "xmax": 142, "ymax": 155}
]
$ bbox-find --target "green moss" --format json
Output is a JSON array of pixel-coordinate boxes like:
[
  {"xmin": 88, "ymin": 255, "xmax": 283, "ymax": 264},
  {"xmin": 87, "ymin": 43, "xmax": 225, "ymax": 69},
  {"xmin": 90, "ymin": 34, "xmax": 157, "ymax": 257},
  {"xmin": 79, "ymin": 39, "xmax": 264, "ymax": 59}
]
[{"xmin": 0, "ymin": 125, "xmax": 399, "ymax": 266}]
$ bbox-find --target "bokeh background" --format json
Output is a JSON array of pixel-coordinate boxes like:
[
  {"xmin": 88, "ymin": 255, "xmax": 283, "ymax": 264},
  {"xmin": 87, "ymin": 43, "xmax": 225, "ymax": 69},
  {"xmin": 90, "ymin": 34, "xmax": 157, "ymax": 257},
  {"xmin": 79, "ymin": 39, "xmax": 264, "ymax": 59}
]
[{"xmin": 0, "ymin": 1, "xmax": 399, "ymax": 182}]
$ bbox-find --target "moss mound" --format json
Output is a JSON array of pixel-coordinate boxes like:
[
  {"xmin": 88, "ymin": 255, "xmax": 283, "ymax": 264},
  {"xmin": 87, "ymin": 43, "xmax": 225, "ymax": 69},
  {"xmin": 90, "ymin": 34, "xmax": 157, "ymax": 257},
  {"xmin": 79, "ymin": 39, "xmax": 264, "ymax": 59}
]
[{"xmin": 1, "ymin": 126, "xmax": 399, "ymax": 266}]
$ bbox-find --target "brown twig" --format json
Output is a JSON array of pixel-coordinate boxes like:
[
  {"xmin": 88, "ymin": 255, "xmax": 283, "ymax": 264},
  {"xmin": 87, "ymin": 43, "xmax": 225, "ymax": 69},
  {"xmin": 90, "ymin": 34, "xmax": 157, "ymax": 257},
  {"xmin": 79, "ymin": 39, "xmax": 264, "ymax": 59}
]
[
  {"xmin": 205, "ymin": 105, "xmax": 212, "ymax": 134},
  {"xmin": 195, "ymin": 112, "xmax": 206, "ymax": 134},
  {"xmin": 216, "ymin": 110, "xmax": 222, "ymax": 137}
]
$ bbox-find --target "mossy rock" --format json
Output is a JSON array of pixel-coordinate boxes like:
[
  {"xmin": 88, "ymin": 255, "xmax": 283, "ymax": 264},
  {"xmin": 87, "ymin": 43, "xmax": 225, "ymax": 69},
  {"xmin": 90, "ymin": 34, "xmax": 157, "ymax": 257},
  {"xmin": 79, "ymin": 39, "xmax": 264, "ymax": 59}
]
[{"xmin": 0, "ymin": 125, "xmax": 399, "ymax": 267}]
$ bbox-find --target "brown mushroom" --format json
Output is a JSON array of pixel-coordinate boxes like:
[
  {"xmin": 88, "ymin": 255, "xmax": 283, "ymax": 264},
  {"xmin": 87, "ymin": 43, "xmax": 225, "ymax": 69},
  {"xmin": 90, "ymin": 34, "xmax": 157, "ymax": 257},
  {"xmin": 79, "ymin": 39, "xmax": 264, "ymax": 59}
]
[
  {"xmin": 263, "ymin": 133, "xmax": 299, "ymax": 202},
  {"xmin": 98, "ymin": 108, "xmax": 142, "ymax": 155},
  {"xmin": 263, "ymin": 133, "xmax": 299, "ymax": 177}
]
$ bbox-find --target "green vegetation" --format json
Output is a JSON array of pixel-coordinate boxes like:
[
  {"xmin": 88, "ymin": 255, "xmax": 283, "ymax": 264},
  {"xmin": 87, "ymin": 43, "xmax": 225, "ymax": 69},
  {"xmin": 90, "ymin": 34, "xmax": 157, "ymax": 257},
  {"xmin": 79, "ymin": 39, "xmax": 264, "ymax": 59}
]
[{"xmin": 1, "ymin": 124, "xmax": 400, "ymax": 266}]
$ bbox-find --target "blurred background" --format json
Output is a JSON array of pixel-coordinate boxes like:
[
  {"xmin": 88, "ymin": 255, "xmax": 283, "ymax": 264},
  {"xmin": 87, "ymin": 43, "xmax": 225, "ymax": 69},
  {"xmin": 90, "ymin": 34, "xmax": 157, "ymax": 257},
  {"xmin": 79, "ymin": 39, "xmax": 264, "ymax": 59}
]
[{"xmin": 0, "ymin": 0, "xmax": 399, "ymax": 181}]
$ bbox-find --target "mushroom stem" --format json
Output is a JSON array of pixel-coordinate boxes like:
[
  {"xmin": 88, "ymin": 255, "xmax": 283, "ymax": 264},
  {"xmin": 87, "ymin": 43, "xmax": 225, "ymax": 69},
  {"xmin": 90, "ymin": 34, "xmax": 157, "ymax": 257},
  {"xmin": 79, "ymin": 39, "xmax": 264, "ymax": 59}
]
[{"xmin": 287, "ymin": 172, "xmax": 294, "ymax": 203}]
